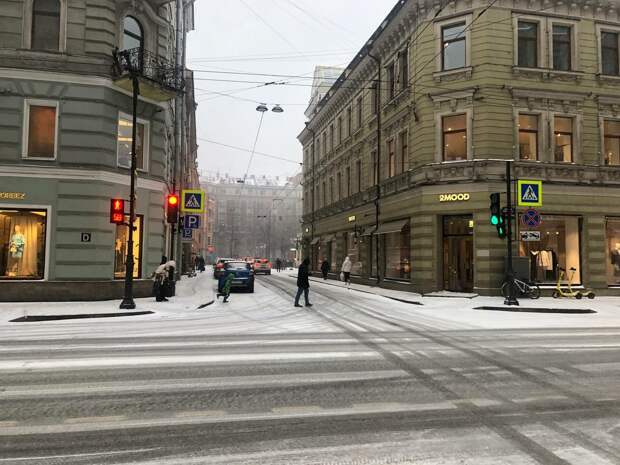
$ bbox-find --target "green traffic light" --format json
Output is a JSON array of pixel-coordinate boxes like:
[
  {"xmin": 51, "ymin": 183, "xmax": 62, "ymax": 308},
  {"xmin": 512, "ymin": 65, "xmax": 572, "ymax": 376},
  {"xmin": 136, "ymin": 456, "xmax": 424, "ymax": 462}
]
[{"xmin": 491, "ymin": 215, "xmax": 499, "ymax": 225}]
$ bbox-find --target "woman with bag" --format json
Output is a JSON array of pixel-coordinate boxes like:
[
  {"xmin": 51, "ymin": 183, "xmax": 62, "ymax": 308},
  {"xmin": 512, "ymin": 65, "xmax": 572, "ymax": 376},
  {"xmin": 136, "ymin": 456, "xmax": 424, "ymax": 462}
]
[{"xmin": 341, "ymin": 256, "xmax": 352, "ymax": 287}]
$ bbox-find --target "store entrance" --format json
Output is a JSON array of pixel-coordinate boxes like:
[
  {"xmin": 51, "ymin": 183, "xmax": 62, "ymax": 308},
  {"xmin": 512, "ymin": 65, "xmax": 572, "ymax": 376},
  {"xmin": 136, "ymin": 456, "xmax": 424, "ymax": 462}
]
[{"xmin": 442, "ymin": 215, "xmax": 474, "ymax": 292}]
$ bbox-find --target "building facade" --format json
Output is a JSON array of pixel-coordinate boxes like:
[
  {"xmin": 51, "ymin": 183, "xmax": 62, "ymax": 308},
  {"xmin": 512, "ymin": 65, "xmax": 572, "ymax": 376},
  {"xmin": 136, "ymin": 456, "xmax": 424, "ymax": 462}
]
[
  {"xmin": 0, "ymin": 0, "xmax": 195, "ymax": 301},
  {"xmin": 300, "ymin": 0, "xmax": 620, "ymax": 295},
  {"xmin": 202, "ymin": 174, "xmax": 302, "ymax": 262}
]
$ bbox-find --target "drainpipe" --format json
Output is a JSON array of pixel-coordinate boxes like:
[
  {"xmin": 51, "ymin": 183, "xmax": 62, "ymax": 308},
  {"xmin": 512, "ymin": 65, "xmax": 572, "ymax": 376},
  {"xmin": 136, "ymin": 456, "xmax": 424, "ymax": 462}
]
[
  {"xmin": 305, "ymin": 123, "xmax": 316, "ymax": 266},
  {"xmin": 173, "ymin": 0, "xmax": 184, "ymax": 281},
  {"xmin": 367, "ymin": 51, "xmax": 381, "ymax": 284}
]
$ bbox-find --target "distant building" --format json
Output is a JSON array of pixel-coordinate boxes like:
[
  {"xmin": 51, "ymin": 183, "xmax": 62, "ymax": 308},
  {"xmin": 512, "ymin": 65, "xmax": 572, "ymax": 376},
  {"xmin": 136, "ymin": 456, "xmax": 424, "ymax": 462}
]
[
  {"xmin": 201, "ymin": 174, "xmax": 302, "ymax": 262},
  {"xmin": 305, "ymin": 66, "xmax": 345, "ymax": 119}
]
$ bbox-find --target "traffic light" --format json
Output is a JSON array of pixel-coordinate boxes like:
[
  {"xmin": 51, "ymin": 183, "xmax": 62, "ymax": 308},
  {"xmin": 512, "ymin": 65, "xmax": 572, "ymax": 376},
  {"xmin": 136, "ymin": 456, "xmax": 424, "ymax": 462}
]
[
  {"xmin": 110, "ymin": 199, "xmax": 125, "ymax": 224},
  {"xmin": 489, "ymin": 193, "xmax": 506, "ymax": 239},
  {"xmin": 166, "ymin": 193, "xmax": 179, "ymax": 224}
]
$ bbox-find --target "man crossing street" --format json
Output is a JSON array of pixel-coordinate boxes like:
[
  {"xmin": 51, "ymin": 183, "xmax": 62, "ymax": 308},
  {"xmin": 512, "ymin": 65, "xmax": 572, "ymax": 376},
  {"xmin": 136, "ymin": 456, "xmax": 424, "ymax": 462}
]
[{"xmin": 294, "ymin": 258, "xmax": 312, "ymax": 308}]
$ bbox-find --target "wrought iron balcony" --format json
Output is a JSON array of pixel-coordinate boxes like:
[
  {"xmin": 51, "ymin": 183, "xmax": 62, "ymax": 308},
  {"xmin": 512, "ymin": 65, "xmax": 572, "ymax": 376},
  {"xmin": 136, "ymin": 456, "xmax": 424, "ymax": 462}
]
[{"xmin": 113, "ymin": 47, "xmax": 185, "ymax": 101}]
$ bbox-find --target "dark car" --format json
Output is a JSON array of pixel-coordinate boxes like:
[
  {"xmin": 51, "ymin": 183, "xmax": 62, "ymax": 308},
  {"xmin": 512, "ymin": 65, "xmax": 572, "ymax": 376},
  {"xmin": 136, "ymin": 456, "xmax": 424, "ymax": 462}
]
[
  {"xmin": 213, "ymin": 257, "xmax": 234, "ymax": 280},
  {"xmin": 219, "ymin": 261, "xmax": 254, "ymax": 293}
]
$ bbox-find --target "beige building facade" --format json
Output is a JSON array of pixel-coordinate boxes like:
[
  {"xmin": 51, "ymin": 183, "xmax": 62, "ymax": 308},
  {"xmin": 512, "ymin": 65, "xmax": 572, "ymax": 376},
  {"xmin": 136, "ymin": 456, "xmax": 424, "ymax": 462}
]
[{"xmin": 299, "ymin": 0, "xmax": 620, "ymax": 295}]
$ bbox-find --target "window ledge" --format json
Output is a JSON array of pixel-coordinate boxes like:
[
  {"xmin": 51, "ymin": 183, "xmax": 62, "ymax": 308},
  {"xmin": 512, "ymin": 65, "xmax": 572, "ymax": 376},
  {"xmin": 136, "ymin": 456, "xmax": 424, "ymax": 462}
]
[
  {"xmin": 512, "ymin": 66, "xmax": 584, "ymax": 81},
  {"xmin": 548, "ymin": 69, "xmax": 584, "ymax": 81},
  {"xmin": 433, "ymin": 66, "xmax": 473, "ymax": 82},
  {"xmin": 22, "ymin": 156, "xmax": 56, "ymax": 161},
  {"xmin": 597, "ymin": 73, "xmax": 620, "ymax": 83}
]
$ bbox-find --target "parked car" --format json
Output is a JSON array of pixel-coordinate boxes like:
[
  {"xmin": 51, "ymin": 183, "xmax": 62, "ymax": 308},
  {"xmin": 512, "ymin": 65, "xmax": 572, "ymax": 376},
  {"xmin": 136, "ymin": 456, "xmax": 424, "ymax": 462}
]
[
  {"xmin": 213, "ymin": 257, "xmax": 234, "ymax": 279},
  {"xmin": 219, "ymin": 261, "xmax": 254, "ymax": 293},
  {"xmin": 253, "ymin": 258, "xmax": 272, "ymax": 275}
]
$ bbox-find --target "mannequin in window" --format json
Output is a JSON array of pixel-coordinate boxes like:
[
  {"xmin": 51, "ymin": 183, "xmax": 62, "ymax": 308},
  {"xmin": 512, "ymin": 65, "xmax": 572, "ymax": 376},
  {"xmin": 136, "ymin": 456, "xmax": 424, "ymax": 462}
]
[
  {"xmin": 611, "ymin": 242, "xmax": 620, "ymax": 278},
  {"xmin": 8, "ymin": 225, "xmax": 25, "ymax": 276}
]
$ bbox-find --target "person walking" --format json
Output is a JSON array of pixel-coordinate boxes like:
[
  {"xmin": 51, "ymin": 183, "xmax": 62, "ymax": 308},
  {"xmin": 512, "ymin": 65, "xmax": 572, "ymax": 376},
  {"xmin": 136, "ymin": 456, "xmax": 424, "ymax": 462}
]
[
  {"xmin": 294, "ymin": 258, "xmax": 313, "ymax": 308},
  {"xmin": 217, "ymin": 271, "xmax": 235, "ymax": 303},
  {"xmin": 152, "ymin": 256, "xmax": 168, "ymax": 302},
  {"xmin": 320, "ymin": 259, "xmax": 330, "ymax": 280},
  {"xmin": 275, "ymin": 258, "xmax": 282, "ymax": 272},
  {"xmin": 341, "ymin": 255, "xmax": 352, "ymax": 287}
]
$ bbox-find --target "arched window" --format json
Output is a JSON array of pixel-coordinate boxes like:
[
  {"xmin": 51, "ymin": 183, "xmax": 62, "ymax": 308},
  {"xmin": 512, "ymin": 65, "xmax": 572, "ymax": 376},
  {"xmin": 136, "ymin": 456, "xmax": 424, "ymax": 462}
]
[
  {"xmin": 122, "ymin": 16, "xmax": 143, "ymax": 51},
  {"xmin": 31, "ymin": 0, "xmax": 60, "ymax": 50}
]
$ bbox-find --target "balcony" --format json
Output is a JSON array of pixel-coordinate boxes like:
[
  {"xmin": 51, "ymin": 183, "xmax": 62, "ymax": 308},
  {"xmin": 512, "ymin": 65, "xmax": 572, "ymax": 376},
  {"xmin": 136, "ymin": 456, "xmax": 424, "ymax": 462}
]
[{"xmin": 112, "ymin": 47, "xmax": 185, "ymax": 102}]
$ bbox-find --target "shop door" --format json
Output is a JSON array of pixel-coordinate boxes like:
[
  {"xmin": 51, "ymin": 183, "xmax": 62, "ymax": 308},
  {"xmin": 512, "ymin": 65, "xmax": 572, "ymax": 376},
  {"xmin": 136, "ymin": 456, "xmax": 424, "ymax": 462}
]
[{"xmin": 442, "ymin": 215, "xmax": 474, "ymax": 292}]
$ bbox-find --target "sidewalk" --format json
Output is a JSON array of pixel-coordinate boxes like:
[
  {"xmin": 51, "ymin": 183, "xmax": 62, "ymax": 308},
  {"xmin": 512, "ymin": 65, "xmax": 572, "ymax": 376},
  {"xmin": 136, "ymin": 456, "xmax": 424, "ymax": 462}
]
[
  {"xmin": 304, "ymin": 275, "xmax": 423, "ymax": 304},
  {"xmin": 0, "ymin": 272, "xmax": 216, "ymax": 323}
]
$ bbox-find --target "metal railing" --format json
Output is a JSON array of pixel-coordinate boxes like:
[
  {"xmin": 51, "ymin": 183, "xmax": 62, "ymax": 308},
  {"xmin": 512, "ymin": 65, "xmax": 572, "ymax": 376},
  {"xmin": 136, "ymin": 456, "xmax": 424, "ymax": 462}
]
[{"xmin": 113, "ymin": 47, "xmax": 185, "ymax": 93}]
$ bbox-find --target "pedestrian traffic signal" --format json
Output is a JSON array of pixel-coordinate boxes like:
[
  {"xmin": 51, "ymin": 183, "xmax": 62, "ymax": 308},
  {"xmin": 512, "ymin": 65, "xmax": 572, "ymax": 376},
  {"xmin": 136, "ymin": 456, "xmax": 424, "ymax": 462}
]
[
  {"xmin": 110, "ymin": 198, "xmax": 125, "ymax": 224},
  {"xmin": 166, "ymin": 193, "xmax": 179, "ymax": 224},
  {"xmin": 489, "ymin": 193, "xmax": 506, "ymax": 238}
]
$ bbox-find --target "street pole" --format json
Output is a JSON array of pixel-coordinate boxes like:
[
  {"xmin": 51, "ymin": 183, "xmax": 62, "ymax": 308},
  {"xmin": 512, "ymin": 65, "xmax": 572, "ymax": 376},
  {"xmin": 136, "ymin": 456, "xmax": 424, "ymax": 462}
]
[
  {"xmin": 120, "ymin": 75, "xmax": 139, "ymax": 310},
  {"xmin": 367, "ymin": 51, "xmax": 381, "ymax": 283},
  {"xmin": 504, "ymin": 160, "xmax": 519, "ymax": 306},
  {"xmin": 172, "ymin": 0, "xmax": 184, "ymax": 275}
]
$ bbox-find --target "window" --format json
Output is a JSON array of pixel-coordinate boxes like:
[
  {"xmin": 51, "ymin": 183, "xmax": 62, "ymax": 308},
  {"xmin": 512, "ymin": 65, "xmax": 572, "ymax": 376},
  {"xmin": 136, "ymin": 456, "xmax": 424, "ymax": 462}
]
[
  {"xmin": 336, "ymin": 172, "xmax": 342, "ymax": 201},
  {"xmin": 122, "ymin": 16, "xmax": 143, "ymax": 51},
  {"xmin": 321, "ymin": 132, "xmax": 327, "ymax": 158},
  {"xmin": 606, "ymin": 218, "xmax": 620, "ymax": 285},
  {"xmin": 346, "ymin": 166, "xmax": 351, "ymax": 197},
  {"xmin": 357, "ymin": 96, "xmax": 363, "ymax": 128},
  {"xmin": 519, "ymin": 215, "xmax": 580, "ymax": 284},
  {"xmin": 347, "ymin": 232, "xmax": 362, "ymax": 275},
  {"xmin": 387, "ymin": 62, "xmax": 396, "ymax": 100},
  {"xmin": 387, "ymin": 139, "xmax": 396, "ymax": 177},
  {"xmin": 384, "ymin": 223, "xmax": 411, "ymax": 281},
  {"xmin": 552, "ymin": 24, "xmax": 572, "ymax": 71},
  {"xmin": 604, "ymin": 120, "xmax": 620, "ymax": 165},
  {"xmin": 601, "ymin": 31, "xmax": 619, "ymax": 75},
  {"xmin": 518, "ymin": 21, "xmax": 538, "ymax": 68},
  {"xmin": 329, "ymin": 124, "xmax": 334, "ymax": 152},
  {"xmin": 554, "ymin": 116, "xmax": 573, "ymax": 162},
  {"xmin": 398, "ymin": 49, "xmax": 408, "ymax": 90},
  {"xmin": 117, "ymin": 114, "xmax": 148, "ymax": 170},
  {"xmin": 337, "ymin": 116, "xmax": 342, "ymax": 145},
  {"xmin": 23, "ymin": 100, "xmax": 58, "ymax": 159},
  {"xmin": 399, "ymin": 131, "xmax": 408, "ymax": 173},
  {"xmin": 343, "ymin": 107, "xmax": 350, "ymax": 138},
  {"xmin": 356, "ymin": 160, "xmax": 362, "ymax": 193},
  {"xmin": 371, "ymin": 151, "xmax": 378, "ymax": 185},
  {"xmin": 442, "ymin": 22, "xmax": 466, "ymax": 70},
  {"xmin": 371, "ymin": 81, "xmax": 378, "ymax": 115},
  {"xmin": 31, "ymin": 0, "xmax": 60, "ymax": 51},
  {"xmin": 442, "ymin": 114, "xmax": 467, "ymax": 161},
  {"xmin": 114, "ymin": 215, "xmax": 143, "ymax": 279},
  {"xmin": 0, "ymin": 209, "xmax": 47, "ymax": 280},
  {"xmin": 518, "ymin": 114, "xmax": 539, "ymax": 160},
  {"xmin": 329, "ymin": 177, "xmax": 334, "ymax": 204}
]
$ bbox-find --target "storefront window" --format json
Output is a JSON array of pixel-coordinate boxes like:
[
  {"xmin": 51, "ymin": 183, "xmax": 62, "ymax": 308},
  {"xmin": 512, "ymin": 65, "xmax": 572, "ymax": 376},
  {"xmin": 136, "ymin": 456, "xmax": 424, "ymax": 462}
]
[
  {"xmin": 114, "ymin": 215, "xmax": 143, "ymax": 279},
  {"xmin": 384, "ymin": 223, "xmax": 411, "ymax": 280},
  {"xmin": 604, "ymin": 119, "xmax": 620, "ymax": 165},
  {"xmin": 606, "ymin": 218, "xmax": 620, "ymax": 285},
  {"xmin": 330, "ymin": 240, "xmax": 337, "ymax": 272},
  {"xmin": 519, "ymin": 215, "xmax": 580, "ymax": 284},
  {"xmin": 347, "ymin": 232, "xmax": 362, "ymax": 275},
  {"xmin": 0, "ymin": 209, "xmax": 47, "ymax": 280}
]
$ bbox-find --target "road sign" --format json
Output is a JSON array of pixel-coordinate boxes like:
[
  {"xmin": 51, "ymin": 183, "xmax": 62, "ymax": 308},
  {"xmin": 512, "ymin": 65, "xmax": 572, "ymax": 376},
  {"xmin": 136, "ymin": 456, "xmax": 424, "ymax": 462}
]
[
  {"xmin": 181, "ymin": 189, "xmax": 205, "ymax": 213},
  {"xmin": 521, "ymin": 208, "xmax": 542, "ymax": 228},
  {"xmin": 520, "ymin": 231, "xmax": 541, "ymax": 241},
  {"xmin": 183, "ymin": 214, "xmax": 201, "ymax": 229},
  {"xmin": 517, "ymin": 180, "xmax": 542, "ymax": 207},
  {"xmin": 181, "ymin": 228, "xmax": 193, "ymax": 241}
]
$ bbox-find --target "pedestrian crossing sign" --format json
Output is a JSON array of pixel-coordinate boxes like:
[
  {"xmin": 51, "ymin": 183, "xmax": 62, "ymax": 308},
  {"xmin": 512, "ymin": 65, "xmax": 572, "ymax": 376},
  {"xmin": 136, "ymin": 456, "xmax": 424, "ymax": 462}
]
[
  {"xmin": 517, "ymin": 180, "xmax": 542, "ymax": 207},
  {"xmin": 181, "ymin": 189, "xmax": 205, "ymax": 213}
]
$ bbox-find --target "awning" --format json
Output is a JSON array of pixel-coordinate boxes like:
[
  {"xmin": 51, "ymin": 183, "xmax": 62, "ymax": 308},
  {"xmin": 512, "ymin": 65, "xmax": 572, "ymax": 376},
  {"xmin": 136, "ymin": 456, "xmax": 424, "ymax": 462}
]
[
  {"xmin": 310, "ymin": 237, "xmax": 320, "ymax": 245},
  {"xmin": 375, "ymin": 219, "xmax": 409, "ymax": 235},
  {"xmin": 323, "ymin": 234, "xmax": 336, "ymax": 242}
]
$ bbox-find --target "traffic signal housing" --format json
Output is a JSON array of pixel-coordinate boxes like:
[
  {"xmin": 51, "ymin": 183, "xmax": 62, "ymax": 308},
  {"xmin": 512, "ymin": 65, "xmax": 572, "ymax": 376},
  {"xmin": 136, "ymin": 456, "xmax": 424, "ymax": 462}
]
[
  {"xmin": 110, "ymin": 199, "xmax": 125, "ymax": 224},
  {"xmin": 166, "ymin": 193, "xmax": 179, "ymax": 224},
  {"xmin": 489, "ymin": 193, "xmax": 506, "ymax": 239}
]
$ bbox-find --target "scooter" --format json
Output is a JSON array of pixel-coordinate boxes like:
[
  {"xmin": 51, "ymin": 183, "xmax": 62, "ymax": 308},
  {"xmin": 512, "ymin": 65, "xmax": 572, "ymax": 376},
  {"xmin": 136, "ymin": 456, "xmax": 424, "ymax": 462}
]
[{"xmin": 552, "ymin": 266, "xmax": 595, "ymax": 299}]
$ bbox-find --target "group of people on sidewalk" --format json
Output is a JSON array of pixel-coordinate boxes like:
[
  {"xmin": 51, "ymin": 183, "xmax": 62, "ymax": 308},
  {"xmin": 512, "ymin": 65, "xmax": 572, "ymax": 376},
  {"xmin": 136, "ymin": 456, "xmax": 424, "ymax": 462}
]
[{"xmin": 294, "ymin": 256, "xmax": 353, "ymax": 307}]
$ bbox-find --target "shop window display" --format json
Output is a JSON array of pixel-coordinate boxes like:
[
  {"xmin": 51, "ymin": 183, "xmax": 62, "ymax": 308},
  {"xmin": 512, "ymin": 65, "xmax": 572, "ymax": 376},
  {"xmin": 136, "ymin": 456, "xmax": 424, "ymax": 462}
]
[
  {"xmin": 384, "ymin": 224, "xmax": 411, "ymax": 280},
  {"xmin": 330, "ymin": 240, "xmax": 337, "ymax": 272},
  {"xmin": 347, "ymin": 232, "xmax": 362, "ymax": 275},
  {"xmin": 519, "ymin": 215, "xmax": 580, "ymax": 284},
  {"xmin": 606, "ymin": 218, "xmax": 620, "ymax": 285},
  {"xmin": 114, "ymin": 216, "xmax": 143, "ymax": 279},
  {"xmin": 0, "ymin": 209, "xmax": 47, "ymax": 279}
]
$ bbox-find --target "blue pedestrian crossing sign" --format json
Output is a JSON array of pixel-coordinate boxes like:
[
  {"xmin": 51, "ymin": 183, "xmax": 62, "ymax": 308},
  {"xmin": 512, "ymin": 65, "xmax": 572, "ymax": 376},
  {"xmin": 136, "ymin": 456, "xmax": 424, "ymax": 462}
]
[
  {"xmin": 183, "ymin": 214, "xmax": 201, "ymax": 230},
  {"xmin": 181, "ymin": 189, "xmax": 205, "ymax": 213},
  {"xmin": 517, "ymin": 179, "xmax": 542, "ymax": 207}
]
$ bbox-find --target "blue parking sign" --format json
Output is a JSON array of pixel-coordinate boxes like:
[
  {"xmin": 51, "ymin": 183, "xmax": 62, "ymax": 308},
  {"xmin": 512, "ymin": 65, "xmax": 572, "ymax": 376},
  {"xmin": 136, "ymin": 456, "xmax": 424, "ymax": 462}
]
[{"xmin": 183, "ymin": 214, "xmax": 201, "ymax": 229}]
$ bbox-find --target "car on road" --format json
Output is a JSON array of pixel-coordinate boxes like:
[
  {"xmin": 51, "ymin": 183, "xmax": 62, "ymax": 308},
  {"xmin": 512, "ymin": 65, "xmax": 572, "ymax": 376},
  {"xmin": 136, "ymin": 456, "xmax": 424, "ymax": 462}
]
[
  {"xmin": 213, "ymin": 257, "xmax": 234, "ymax": 279},
  {"xmin": 253, "ymin": 258, "xmax": 272, "ymax": 275},
  {"xmin": 219, "ymin": 261, "xmax": 254, "ymax": 293}
]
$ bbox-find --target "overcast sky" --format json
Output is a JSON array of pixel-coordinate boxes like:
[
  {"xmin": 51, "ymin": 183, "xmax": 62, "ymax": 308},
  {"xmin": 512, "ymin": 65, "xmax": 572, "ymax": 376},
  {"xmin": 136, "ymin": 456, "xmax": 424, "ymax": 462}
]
[{"xmin": 186, "ymin": 0, "xmax": 397, "ymax": 181}]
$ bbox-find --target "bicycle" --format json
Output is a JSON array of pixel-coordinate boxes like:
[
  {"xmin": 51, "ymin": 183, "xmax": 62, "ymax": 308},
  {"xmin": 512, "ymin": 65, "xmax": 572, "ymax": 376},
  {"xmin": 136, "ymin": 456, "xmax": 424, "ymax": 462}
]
[{"xmin": 501, "ymin": 277, "xmax": 541, "ymax": 299}]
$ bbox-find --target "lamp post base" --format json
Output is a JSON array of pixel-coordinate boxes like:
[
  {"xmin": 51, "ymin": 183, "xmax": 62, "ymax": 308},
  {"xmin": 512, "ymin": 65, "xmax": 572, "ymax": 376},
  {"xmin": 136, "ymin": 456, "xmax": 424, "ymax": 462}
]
[{"xmin": 119, "ymin": 298, "xmax": 136, "ymax": 310}]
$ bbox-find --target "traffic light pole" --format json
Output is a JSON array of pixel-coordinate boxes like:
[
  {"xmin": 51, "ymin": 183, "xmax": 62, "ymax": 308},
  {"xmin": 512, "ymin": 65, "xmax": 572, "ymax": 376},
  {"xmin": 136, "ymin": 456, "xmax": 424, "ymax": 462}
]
[
  {"xmin": 504, "ymin": 160, "xmax": 519, "ymax": 306},
  {"xmin": 120, "ymin": 75, "xmax": 139, "ymax": 310}
]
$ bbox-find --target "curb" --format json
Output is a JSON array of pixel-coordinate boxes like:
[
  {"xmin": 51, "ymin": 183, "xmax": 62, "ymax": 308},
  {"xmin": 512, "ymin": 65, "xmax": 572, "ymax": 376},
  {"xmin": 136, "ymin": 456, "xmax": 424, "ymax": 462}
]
[
  {"xmin": 474, "ymin": 306, "xmax": 596, "ymax": 314},
  {"xmin": 10, "ymin": 311, "xmax": 154, "ymax": 322}
]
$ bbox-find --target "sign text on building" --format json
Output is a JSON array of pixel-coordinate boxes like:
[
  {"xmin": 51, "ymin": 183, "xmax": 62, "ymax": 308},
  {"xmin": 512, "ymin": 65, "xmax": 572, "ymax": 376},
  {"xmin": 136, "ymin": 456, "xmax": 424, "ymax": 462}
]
[
  {"xmin": 0, "ymin": 192, "xmax": 26, "ymax": 200},
  {"xmin": 439, "ymin": 193, "xmax": 470, "ymax": 202}
]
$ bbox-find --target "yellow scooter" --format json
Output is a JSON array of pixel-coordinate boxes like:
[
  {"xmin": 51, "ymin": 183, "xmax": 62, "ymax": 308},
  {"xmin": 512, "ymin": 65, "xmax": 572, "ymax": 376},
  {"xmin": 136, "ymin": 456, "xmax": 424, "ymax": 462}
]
[{"xmin": 552, "ymin": 266, "xmax": 595, "ymax": 299}]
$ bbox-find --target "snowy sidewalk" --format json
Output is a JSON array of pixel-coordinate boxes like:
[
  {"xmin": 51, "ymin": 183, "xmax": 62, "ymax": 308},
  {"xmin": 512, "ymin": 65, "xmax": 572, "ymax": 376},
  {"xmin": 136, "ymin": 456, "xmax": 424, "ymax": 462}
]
[{"xmin": 0, "ymin": 272, "xmax": 216, "ymax": 323}]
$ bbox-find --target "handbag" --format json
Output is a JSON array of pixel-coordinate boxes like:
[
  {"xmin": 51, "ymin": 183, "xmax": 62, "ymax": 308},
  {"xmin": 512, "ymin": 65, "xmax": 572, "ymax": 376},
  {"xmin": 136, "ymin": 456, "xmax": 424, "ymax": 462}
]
[{"xmin": 340, "ymin": 272, "xmax": 344, "ymax": 281}]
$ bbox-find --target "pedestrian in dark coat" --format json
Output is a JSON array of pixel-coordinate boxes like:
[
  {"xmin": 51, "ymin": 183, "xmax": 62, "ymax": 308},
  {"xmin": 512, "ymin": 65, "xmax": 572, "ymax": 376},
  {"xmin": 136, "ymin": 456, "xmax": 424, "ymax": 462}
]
[
  {"xmin": 275, "ymin": 258, "xmax": 282, "ymax": 272},
  {"xmin": 320, "ymin": 259, "xmax": 330, "ymax": 280},
  {"xmin": 217, "ymin": 272, "xmax": 235, "ymax": 303},
  {"xmin": 153, "ymin": 256, "xmax": 168, "ymax": 302},
  {"xmin": 295, "ymin": 258, "xmax": 312, "ymax": 307}
]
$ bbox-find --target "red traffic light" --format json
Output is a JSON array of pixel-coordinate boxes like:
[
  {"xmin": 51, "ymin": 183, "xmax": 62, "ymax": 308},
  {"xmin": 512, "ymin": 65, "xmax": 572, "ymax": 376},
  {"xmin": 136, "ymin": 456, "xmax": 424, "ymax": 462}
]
[
  {"xmin": 166, "ymin": 193, "xmax": 180, "ymax": 224},
  {"xmin": 110, "ymin": 199, "xmax": 125, "ymax": 224},
  {"xmin": 168, "ymin": 194, "xmax": 179, "ymax": 206}
]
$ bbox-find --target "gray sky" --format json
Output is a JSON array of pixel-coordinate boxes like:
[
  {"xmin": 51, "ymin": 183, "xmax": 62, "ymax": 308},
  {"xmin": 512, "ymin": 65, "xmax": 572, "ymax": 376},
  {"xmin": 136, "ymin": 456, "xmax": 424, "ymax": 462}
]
[{"xmin": 186, "ymin": 0, "xmax": 397, "ymax": 181}]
